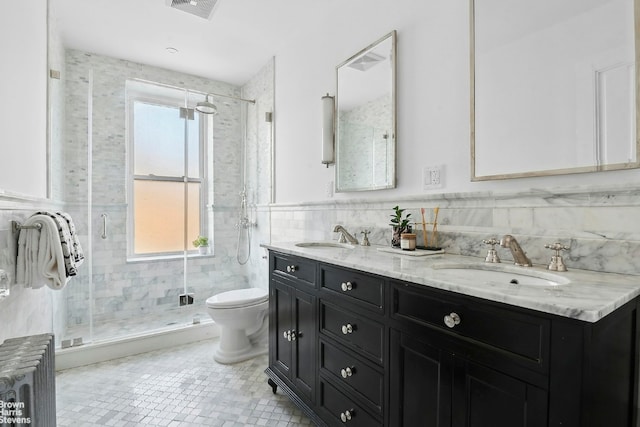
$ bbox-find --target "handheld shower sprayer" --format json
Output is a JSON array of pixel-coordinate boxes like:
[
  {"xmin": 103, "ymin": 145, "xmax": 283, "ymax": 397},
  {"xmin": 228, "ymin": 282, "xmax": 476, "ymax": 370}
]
[{"xmin": 236, "ymin": 188, "xmax": 254, "ymax": 264}]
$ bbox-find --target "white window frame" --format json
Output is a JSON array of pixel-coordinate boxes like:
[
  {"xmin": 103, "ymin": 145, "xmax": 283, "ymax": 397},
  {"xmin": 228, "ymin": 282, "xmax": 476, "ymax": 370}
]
[{"xmin": 125, "ymin": 83, "xmax": 210, "ymax": 260}]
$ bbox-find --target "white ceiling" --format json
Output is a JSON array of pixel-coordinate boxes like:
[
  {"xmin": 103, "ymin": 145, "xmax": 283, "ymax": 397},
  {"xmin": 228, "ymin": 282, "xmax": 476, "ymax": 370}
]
[{"xmin": 51, "ymin": 0, "xmax": 341, "ymax": 86}]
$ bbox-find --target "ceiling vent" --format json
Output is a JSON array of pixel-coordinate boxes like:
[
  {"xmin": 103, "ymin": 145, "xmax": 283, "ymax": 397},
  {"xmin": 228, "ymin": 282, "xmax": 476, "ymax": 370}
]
[
  {"xmin": 348, "ymin": 52, "xmax": 386, "ymax": 72},
  {"xmin": 166, "ymin": 0, "xmax": 220, "ymax": 20}
]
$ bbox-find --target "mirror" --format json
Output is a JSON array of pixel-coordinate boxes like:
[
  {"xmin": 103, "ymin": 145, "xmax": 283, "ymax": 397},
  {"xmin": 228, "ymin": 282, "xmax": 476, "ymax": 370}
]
[
  {"xmin": 471, "ymin": 0, "xmax": 639, "ymax": 180},
  {"xmin": 336, "ymin": 30, "xmax": 396, "ymax": 192}
]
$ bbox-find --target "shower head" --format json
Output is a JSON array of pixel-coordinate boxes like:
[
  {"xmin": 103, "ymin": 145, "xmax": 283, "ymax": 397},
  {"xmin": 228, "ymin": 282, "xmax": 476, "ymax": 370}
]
[{"xmin": 196, "ymin": 95, "xmax": 218, "ymax": 115}]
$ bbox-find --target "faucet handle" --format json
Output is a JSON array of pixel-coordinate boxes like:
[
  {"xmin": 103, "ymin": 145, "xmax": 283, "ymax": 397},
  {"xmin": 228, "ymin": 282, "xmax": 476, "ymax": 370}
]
[
  {"xmin": 482, "ymin": 238, "xmax": 501, "ymax": 263},
  {"xmin": 544, "ymin": 242, "xmax": 570, "ymax": 272},
  {"xmin": 360, "ymin": 230, "xmax": 371, "ymax": 246}
]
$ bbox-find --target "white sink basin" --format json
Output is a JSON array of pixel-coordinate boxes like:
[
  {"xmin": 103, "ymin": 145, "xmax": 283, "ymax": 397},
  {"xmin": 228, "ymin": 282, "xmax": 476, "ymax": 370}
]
[
  {"xmin": 432, "ymin": 263, "xmax": 570, "ymax": 287},
  {"xmin": 294, "ymin": 241, "xmax": 355, "ymax": 250}
]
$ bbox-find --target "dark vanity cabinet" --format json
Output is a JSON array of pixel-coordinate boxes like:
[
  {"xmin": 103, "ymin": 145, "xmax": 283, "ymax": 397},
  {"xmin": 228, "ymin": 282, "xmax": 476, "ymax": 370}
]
[
  {"xmin": 265, "ymin": 251, "xmax": 639, "ymax": 427},
  {"xmin": 390, "ymin": 281, "xmax": 549, "ymax": 427},
  {"xmin": 267, "ymin": 253, "xmax": 319, "ymax": 419}
]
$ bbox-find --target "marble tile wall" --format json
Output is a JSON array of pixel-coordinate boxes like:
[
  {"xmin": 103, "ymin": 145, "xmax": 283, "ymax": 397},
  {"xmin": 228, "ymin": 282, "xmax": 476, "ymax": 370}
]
[
  {"xmin": 240, "ymin": 59, "xmax": 274, "ymax": 291},
  {"xmin": 268, "ymin": 184, "xmax": 640, "ymax": 277}
]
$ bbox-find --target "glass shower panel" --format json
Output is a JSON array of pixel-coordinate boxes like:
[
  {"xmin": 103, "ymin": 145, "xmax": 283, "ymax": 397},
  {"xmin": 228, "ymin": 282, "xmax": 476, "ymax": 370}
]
[{"xmin": 56, "ymin": 69, "xmax": 227, "ymax": 346}]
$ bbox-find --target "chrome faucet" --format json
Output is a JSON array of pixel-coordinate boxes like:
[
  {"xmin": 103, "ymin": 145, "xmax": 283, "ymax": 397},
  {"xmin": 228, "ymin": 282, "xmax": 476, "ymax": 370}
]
[
  {"xmin": 333, "ymin": 225, "xmax": 359, "ymax": 245},
  {"xmin": 500, "ymin": 235, "xmax": 532, "ymax": 267}
]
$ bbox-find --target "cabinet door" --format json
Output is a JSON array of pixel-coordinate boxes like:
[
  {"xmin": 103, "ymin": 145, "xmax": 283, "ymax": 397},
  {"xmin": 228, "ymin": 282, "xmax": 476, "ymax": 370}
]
[
  {"xmin": 292, "ymin": 289, "xmax": 316, "ymax": 401},
  {"xmin": 389, "ymin": 329, "xmax": 452, "ymax": 427},
  {"xmin": 452, "ymin": 358, "xmax": 548, "ymax": 427},
  {"xmin": 270, "ymin": 279, "xmax": 293, "ymax": 379}
]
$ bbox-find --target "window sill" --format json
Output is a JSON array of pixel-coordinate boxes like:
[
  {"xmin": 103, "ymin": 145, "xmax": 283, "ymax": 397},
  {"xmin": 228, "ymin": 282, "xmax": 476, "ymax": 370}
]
[{"xmin": 126, "ymin": 253, "xmax": 215, "ymax": 263}]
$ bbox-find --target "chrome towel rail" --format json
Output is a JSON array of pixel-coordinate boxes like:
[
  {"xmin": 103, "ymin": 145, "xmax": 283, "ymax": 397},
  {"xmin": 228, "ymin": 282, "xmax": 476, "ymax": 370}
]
[{"xmin": 11, "ymin": 220, "xmax": 43, "ymax": 233}]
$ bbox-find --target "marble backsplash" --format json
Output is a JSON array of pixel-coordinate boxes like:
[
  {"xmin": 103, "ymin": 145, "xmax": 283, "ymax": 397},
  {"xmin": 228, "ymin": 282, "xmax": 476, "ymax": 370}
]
[{"xmin": 267, "ymin": 184, "xmax": 640, "ymax": 277}]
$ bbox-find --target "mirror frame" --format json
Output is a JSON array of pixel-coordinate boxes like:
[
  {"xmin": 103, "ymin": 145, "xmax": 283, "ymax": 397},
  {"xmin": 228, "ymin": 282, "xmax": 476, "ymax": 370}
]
[
  {"xmin": 335, "ymin": 30, "xmax": 397, "ymax": 192},
  {"xmin": 470, "ymin": 0, "xmax": 640, "ymax": 181}
]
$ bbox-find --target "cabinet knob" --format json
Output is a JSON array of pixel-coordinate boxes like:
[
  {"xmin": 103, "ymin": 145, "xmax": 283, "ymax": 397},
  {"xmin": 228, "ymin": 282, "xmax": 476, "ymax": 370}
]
[
  {"xmin": 444, "ymin": 312, "xmax": 461, "ymax": 328},
  {"xmin": 340, "ymin": 281, "xmax": 353, "ymax": 292},
  {"xmin": 283, "ymin": 330, "xmax": 296, "ymax": 341},
  {"xmin": 341, "ymin": 324, "xmax": 354, "ymax": 335},
  {"xmin": 286, "ymin": 265, "xmax": 298, "ymax": 273},
  {"xmin": 340, "ymin": 410, "xmax": 353, "ymax": 423},
  {"xmin": 340, "ymin": 367, "xmax": 354, "ymax": 378}
]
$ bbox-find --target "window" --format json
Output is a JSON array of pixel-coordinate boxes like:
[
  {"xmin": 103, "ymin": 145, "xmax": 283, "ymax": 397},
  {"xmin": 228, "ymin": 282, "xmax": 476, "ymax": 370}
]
[{"xmin": 127, "ymin": 81, "xmax": 211, "ymax": 257}]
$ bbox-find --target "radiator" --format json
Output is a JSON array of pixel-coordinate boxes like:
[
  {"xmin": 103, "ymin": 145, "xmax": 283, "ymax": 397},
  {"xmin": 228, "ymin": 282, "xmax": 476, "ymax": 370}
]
[{"xmin": 0, "ymin": 334, "xmax": 56, "ymax": 427}]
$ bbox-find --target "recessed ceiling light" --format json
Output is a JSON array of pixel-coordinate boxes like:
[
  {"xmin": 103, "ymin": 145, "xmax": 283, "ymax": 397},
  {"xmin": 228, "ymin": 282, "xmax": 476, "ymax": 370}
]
[
  {"xmin": 166, "ymin": 47, "xmax": 179, "ymax": 54},
  {"xmin": 190, "ymin": 0, "xmax": 198, "ymax": 5}
]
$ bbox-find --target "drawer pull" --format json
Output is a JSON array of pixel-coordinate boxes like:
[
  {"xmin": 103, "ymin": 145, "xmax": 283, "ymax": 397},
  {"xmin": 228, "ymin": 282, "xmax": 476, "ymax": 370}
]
[
  {"xmin": 286, "ymin": 265, "xmax": 298, "ymax": 273},
  {"xmin": 340, "ymin": 410, "xmax": 353, "ymax": 423},
  {"xmin": 341, "ymin": 323, "xmax": 354, "ymax": 335},
  {"xmin": 340, "ymin": 367, "xmax": 354, "ymax": 378},
  {"xmin": 444, "ymin": 312, "xmax": 461, "ymax": 328},
  {"xmin": 341, "ymin": 281, "xmax": 353, "ymax": 292}
]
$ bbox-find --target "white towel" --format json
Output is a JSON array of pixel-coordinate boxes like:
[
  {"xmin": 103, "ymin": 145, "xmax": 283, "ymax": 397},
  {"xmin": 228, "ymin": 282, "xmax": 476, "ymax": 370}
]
[
  {"xmin": 16, "ymin": 215, "xmax": 69, "ymax": 290},
  {"xmin": 35, "ymin": 211, "xmax": 83, "ymax": 277}
]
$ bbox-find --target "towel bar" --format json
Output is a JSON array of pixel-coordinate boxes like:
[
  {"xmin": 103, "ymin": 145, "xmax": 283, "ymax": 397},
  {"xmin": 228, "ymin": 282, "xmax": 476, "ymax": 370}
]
[{"xmin": 12, "ymin": 220, "xmax": 43, "ymax": 234}]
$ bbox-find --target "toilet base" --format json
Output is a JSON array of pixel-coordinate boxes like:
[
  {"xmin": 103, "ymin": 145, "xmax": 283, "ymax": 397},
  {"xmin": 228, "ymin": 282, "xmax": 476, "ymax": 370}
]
[{"xmin": 213, "ymin": 328, "xmax": 267, "ymax": 364}]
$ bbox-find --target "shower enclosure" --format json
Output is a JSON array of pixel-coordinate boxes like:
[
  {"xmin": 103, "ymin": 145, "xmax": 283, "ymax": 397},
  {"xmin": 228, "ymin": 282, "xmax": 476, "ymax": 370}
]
[{"xmin": 51, "ymin": 50, "xmax": 261, "ymax": 348}]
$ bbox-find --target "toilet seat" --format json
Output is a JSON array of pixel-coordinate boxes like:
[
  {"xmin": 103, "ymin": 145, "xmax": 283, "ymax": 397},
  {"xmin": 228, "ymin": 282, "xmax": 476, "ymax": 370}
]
[{"xmin": 206, "ymin": 288, "xmax": 268, "ymax": 309}]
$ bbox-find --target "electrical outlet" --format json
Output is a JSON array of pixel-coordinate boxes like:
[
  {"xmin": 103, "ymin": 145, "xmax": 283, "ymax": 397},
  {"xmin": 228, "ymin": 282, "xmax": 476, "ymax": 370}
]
[
  {"xmin": 423, "ymin": 165, "xmax": 444, "ymax": 189},
  {"xmin": 430, "ymin": 169, "xmax": 440, "ymax": 185}
]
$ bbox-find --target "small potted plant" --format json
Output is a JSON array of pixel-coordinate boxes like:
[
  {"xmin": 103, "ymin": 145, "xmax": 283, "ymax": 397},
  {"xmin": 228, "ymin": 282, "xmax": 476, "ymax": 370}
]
[
  {"xmin": 389, "ymin": 205, "xmax": 412, "ymax": 247},
  {"xmin": 193, "ymin": 236, "xmax": 209, "ymax": 254}
]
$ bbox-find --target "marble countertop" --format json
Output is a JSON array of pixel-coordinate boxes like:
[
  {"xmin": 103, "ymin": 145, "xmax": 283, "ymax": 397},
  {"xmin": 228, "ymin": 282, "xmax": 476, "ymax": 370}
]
[{"xmin": 263, "ymin": 241, "xmax": 640, "ymax": 322}]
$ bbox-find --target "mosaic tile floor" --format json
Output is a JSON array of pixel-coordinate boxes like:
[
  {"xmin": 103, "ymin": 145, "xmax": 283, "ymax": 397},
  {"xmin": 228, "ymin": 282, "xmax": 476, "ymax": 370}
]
[{"xmin": 56, "ymin": 339, "xmax": 314, "ymax": 426}]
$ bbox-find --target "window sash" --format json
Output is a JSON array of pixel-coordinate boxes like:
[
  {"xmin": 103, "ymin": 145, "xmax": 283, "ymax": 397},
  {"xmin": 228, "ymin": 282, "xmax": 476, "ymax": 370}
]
[{"xmin": 127, "ymin": 86, "xmax": 209, "ymax": 259}]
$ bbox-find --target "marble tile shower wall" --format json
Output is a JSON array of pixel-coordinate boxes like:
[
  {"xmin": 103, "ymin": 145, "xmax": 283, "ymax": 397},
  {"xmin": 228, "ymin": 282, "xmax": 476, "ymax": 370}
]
[
  {"xmin": 61, "ymin": 50, "xmax": 248, "ymax": 331},
  {"xmin": 269, "ymin": 184, "xmax": 640, "ymax": 276},
  {"xmin": 240, "ymin": 59, "xmax": 274, "ymax": 290}
]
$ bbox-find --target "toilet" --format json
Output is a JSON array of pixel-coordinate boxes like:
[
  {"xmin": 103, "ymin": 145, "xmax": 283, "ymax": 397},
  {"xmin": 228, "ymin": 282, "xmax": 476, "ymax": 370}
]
[{"xmin": 206, "ymin": 287, "xmax": 269, "ymax": 364}]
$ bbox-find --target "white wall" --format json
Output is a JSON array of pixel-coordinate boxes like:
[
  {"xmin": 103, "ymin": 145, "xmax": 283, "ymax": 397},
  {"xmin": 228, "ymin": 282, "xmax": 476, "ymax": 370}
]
[
  {"xmin": 273, "ymin": 0, "xmax": 640, "ymax": 204},
  {"xmin": 0, "ymin": 1, "xmax": 48, "ymax": 198}
]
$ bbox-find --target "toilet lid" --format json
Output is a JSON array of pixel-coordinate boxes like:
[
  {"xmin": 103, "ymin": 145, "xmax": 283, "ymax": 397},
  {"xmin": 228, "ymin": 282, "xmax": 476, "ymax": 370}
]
[{"xmin": 206, "ymin": 288, "xmax": 268, "ymax": 309}]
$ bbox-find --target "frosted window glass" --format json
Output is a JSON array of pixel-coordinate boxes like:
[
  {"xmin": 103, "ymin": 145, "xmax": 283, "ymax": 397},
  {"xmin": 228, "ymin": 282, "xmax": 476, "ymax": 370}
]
[
  {"xmin": 134, "ymin": 102, "xmax": 201, "ymax": 177},
  {"xmin": 134, "ymin": 181, "xmax": 201, "ymax": 254}
]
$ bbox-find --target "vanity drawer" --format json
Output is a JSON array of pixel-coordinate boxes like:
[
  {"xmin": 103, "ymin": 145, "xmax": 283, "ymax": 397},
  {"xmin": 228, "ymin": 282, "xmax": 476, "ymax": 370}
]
[
  {"xmin": 320, "ymin": 301, "xmax": 384, "ymax": 363},
  {"xmin": 320, "ymin": 264, "xmax": 384, "ymax": 311},
  {"xmin": 319, "ymin": 379, "xmax": 382, "ymax": 427},
  {"xmin": 271, "ymin": 253, "xmax": 316, "ymax": 287},
  {"xmin": 392, "ymin": 282, "xmax": 550, "ymax": 369},
  {"xmin": 320, "ymin": 339, "xmax": 384, "ymax": 411}
]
